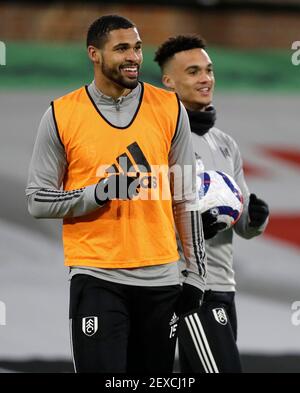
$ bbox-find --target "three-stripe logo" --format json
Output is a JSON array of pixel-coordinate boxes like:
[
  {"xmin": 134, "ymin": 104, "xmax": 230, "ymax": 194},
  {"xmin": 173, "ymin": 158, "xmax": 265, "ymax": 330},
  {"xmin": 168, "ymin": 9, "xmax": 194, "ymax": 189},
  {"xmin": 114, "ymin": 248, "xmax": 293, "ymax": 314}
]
[
  {"xmin": 34, "ymin": 188, "xmax": 84, "ymax": 203},
  {"xmin": 184, "ymin": 312, "xmax": 219, "ymax": 373}
]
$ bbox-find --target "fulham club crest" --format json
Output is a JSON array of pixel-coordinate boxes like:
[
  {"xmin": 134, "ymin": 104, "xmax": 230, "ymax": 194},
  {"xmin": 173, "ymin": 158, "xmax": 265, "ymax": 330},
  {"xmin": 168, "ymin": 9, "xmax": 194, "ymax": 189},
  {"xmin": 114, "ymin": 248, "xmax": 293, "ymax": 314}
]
[
  {"xmin": 82, "ymin": 316, "xmax": 98, "ymax": 336},
  {"xmin": 212, "ymin": 308, "xmax": 228, "ymax": 325}
]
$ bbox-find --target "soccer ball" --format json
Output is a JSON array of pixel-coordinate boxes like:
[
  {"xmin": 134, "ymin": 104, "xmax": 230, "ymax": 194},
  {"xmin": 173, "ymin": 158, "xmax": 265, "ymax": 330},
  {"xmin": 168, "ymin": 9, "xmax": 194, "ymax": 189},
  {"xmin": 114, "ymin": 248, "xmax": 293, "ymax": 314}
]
[{"xmin": 197, "ymin": 170, "xmax": 244, "ymax": 230}]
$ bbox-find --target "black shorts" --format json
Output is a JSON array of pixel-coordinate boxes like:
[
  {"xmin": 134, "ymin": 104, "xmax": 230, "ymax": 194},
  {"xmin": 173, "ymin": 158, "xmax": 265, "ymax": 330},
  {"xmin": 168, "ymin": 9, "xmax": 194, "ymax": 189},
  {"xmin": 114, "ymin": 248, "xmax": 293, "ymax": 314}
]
[{"xmin": 69, "ymin": 274, "xmax": 181, "ymax": 373}]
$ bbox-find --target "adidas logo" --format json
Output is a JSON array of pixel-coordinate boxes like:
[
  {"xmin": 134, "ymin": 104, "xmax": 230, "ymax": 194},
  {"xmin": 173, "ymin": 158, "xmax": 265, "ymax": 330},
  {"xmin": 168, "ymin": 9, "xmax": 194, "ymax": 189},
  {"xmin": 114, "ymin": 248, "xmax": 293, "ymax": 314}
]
[
  {"xmin": 169, "ymin": 313, "xmax": 179, "ymax": 339},
  {"xmin": 97, "ymin": 141, "xmax": 157, "ymax": 191},
  {"xmin": 106, "ymin": 141, "xmax": 151, "ymax": 174},
  {"xmin": 169, "ymin": 312, "xmax": 179, "ymax": 326}
]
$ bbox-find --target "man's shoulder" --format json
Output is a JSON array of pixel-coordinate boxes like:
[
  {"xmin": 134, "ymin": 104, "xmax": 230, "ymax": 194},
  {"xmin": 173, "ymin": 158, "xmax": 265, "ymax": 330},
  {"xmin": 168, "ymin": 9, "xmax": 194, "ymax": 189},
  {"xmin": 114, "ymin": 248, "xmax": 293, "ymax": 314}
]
[
  {"xmin": 208, "ymin": 127, "xmax": 243, "ymax": 159},
  {"xmin": 143, "ymin": 82, "xmax": 177, "ymax": 99},
  {"xmin": 53, "ymin": 85, "xmax": 86, "ymax": 103},
  {"xmin": 209, "ymin": 126, "xmax": 236, "ymax": 144}
]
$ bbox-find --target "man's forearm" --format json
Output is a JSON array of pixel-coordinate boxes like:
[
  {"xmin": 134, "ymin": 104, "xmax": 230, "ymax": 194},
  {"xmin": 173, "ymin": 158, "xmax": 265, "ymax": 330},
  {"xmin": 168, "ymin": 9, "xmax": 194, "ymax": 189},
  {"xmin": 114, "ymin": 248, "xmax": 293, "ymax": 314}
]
[
  {"xmin": 27, "ymin": 184, "xmax": 101, "ymax": 219},
  {"xmin": 173, "ymin": 201, "xmax": 207, "ymax": 291}
]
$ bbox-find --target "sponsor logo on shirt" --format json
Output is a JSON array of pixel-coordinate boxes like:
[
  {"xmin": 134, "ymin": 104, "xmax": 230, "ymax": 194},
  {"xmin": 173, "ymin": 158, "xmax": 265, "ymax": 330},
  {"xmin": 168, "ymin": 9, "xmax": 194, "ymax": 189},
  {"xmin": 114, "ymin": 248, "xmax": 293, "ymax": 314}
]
[{"xmin": 101, "ymin": 141, "xmax": 157, "ymax": 190}]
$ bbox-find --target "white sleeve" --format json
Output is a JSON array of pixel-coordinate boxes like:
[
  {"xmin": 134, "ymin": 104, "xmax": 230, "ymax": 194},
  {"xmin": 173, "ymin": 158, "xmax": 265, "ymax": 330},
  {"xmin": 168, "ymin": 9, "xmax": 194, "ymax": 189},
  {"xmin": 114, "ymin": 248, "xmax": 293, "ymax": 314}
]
[
  {"xmin": 170, "ymin": 102, "xmax": 207, "ymax": 291},
  {"xmin": 231, "ymin": 137, "xmax": 268, "ymax": 238}
]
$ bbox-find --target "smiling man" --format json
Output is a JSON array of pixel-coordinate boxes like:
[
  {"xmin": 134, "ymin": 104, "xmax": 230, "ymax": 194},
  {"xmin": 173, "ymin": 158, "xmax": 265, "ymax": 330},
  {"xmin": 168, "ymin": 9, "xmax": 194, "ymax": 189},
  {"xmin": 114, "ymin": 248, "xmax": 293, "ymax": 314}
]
[
  {"xmin": 159, "ymin": 42, "xmax": 214, "ymax": 110},
  {"xmin": 88, "ymin": 19, "xmax": 142, "ymax": 96},
  {"xmin": 155, "ymin": 35, "xmax": 269, "ymax": 373},
  {"xmin": 26, "ymin": 16, "xmax": 207, "ymax": 373}
]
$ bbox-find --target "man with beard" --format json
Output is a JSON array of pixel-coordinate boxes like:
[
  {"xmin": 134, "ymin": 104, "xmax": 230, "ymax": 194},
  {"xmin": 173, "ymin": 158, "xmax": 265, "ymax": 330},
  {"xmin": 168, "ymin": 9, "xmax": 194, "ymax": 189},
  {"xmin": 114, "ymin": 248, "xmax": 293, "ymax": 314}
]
[
  {"xmin": 155, "ymin": 35, "xmax": 269, "ymax": 373},
  {"xmin": 26, "ymin": 16, "xmax": 206, "ymax": 373}
]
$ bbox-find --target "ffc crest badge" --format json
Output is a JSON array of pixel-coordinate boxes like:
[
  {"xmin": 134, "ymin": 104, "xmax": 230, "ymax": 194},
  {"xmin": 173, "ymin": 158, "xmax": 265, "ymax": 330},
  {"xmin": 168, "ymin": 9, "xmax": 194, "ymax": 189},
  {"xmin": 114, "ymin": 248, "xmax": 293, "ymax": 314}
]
[
  {"xmin": 82, "ymin": 316, "xmax": 98, "ymax": 336},
  {"xmin": 212, "ymin": 308, "xmax": 228, "ymax": 325}
]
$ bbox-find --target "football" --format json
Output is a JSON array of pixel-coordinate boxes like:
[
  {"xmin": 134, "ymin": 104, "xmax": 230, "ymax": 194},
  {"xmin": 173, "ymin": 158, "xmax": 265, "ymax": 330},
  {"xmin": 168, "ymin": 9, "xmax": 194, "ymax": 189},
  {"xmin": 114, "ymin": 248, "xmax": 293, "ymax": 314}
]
[{"xmin": 197, "ymin": 170, "xmax": 244, "ymax": 230}]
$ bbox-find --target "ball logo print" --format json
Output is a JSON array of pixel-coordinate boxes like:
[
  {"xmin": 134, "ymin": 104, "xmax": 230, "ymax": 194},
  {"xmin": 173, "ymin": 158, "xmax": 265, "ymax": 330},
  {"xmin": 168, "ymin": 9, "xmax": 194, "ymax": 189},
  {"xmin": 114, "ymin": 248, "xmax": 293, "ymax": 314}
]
[
  {"xmin": 82, "ymin": 316, "xmax": 98, "ymax": 336},
  {"xmin": 212, "ymin": 308, "xmax": 228, "ymax": 325},
  {"xmin": 198, "ymin": 170, "xmax": 244, "ymax": 231}
]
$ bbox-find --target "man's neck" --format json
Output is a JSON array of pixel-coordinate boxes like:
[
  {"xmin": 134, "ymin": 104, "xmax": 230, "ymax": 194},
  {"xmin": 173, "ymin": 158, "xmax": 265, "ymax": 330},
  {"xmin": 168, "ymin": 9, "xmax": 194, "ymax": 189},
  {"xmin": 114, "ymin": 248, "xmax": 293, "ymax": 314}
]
[
  {"xmin": 183, "ymin": 102, "xmax": 208, "ymax": 112},
  {"xmin": 94, "ymin": 75, "xmax": 131, "ymax": 100}
]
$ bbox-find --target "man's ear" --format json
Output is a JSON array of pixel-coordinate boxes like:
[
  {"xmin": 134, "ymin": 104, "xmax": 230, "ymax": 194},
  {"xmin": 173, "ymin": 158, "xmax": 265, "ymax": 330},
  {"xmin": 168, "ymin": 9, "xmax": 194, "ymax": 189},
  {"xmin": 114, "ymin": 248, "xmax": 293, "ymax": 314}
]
[
  {"xmin": 162, "ymin": 74, "xmax": 175, "ymax": 90},
  {"xmin": 87, "ymin": 45, "xmax": 101, "ymax": 64}
]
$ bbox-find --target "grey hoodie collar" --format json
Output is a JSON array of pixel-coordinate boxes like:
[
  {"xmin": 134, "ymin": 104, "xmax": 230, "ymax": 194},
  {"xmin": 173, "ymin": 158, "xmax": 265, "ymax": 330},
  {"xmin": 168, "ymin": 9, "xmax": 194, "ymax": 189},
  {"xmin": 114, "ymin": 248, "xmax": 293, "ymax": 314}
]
[{"xmin": 89, "ymin": 80, "xmax": 141, "ymax": 106}]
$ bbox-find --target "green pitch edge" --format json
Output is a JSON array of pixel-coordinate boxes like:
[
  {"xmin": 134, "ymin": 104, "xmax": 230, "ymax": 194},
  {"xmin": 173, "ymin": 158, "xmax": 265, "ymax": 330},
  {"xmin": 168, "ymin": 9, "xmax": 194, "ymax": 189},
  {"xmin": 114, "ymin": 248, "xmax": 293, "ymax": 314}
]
[{"xmin": 0, "ymin": 42, "xmax": 299, "ymax": 92}]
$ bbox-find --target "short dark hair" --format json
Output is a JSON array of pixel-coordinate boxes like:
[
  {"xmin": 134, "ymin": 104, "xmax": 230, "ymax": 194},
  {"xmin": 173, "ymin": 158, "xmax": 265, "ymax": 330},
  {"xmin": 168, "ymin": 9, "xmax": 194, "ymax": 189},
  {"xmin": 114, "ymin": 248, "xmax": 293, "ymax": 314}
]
[
  {"xmin": 154, "ymin": 35, "xmax": 206, "ymax": 69},
  {"xmin": 87, "ymin": 14, "xmax": 135, "ymax": 48}
]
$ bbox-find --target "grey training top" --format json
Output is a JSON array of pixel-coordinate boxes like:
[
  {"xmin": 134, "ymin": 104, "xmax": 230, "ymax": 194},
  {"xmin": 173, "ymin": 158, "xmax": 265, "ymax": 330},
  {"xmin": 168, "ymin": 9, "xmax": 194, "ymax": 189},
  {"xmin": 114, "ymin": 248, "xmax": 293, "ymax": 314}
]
[
  {"xmin": 180, "ymin": 126, "xmax": 268, "ymax": 292},
  {"xmin": 26, "ymin": 81, "xmax": 206, "ymax": 291}
]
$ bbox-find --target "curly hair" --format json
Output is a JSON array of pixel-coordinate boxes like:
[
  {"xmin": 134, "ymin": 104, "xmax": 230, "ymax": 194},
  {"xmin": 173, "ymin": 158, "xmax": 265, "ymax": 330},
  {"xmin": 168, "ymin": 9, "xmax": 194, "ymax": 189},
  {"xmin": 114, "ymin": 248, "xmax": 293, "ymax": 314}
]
[{"xmin": 154, "ymin": 35, "xmax": 206, "ymax": 69}]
